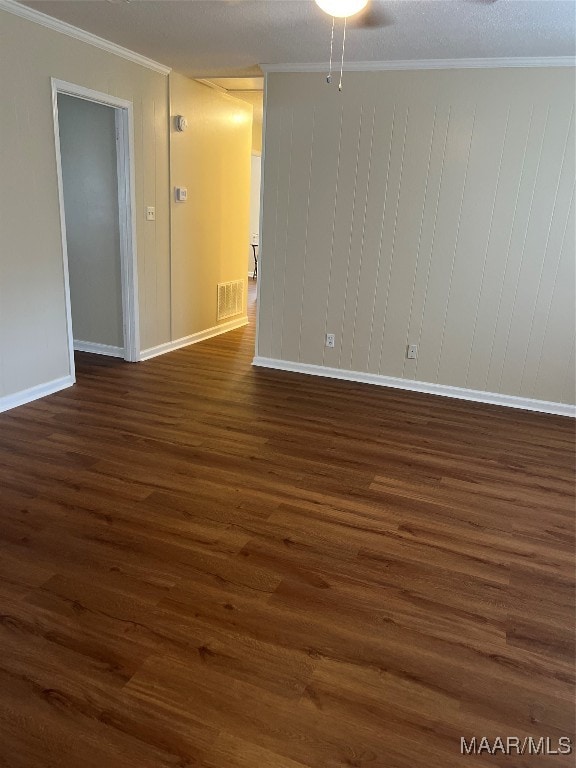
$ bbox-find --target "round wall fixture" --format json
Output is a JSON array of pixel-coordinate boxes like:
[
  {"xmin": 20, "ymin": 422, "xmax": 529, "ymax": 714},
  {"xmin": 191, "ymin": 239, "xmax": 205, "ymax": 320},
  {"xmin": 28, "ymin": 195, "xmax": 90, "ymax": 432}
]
[{"xmin": 176, "ymin": 115, "xmax": 188, "ymax": 132}]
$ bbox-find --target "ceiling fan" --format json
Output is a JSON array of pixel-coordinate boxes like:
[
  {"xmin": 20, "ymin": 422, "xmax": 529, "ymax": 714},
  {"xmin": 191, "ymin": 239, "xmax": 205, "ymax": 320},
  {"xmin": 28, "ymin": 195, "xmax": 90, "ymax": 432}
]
[
  {"xmin": 315, "ymin": 0, "xmax": 498, "ymax": 31},
  {"xmin": 314, "ymin": 0, "xmax": 498, "ymax": 89},
  {"xmin": 316, "ymin": 0, "xmax": 389, "ymax": 29}
]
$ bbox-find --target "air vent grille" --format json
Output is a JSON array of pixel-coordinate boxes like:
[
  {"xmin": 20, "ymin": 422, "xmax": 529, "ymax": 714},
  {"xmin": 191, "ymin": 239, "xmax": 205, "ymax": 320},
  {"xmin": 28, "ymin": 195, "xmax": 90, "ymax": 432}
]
[{"xmin": 217, "ymin": 280, "xmax": 244, "ymax": 320}]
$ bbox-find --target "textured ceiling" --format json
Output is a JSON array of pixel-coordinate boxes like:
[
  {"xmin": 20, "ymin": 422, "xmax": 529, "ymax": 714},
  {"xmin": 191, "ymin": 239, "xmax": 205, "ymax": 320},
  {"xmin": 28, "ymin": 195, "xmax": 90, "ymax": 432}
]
[{"xmin": 21, "ymin": 0, "xmax": 576, "ymax": 78}]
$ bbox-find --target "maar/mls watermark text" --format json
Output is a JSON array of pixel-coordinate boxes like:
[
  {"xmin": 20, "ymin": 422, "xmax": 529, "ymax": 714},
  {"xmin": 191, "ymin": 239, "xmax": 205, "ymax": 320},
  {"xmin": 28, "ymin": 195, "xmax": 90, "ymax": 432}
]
[{"xmin": 461, "ymin": 736, "xmax": 573, "ymax": 756}]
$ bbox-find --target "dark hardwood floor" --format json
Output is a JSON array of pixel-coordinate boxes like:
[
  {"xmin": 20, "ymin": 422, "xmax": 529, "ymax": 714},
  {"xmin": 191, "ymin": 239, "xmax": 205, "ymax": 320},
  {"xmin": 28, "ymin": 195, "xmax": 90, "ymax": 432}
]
[{"xmin": 0, "ymin": 282, "xmax": 574, "ymax": 767}]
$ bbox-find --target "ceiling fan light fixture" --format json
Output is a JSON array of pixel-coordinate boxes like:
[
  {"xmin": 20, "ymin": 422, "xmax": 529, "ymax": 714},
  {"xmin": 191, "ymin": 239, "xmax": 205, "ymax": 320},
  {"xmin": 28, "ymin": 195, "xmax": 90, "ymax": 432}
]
[{"xmin": 314, "ymin": 0, "xmax": 368, "ymax": 19}]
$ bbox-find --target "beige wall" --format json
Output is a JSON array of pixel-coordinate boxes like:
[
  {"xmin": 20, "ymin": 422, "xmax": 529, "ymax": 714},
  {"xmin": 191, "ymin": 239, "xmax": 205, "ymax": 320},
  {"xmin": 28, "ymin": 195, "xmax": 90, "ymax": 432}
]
[
  {"xmin": 233, "ymin": 90, "xmax": 263, "ymax": 154},
  {"xmin": 257, "ymin": 69, "xmax": 576, "ymax": 406},
  {"xmin": 0, "ymin": 8, "xmax": 170, "ymax": 399},
  {"xmin": 169, "ymin": 74, "xmax": 252, "ymax": 340},
  {"xmin": 58, "ymin": 94, "xmax": 124, "ymax": 349}
]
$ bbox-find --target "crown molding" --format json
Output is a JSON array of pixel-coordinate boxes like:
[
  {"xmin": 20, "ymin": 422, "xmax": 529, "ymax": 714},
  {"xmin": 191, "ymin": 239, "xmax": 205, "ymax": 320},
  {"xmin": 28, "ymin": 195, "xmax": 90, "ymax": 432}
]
[
  {"xmin": 0, "ymin": 0, "xmax": 171, "ymax": 75},
  {"xmin": 261, "ymin": 56, "xmax": 576, "ymax": 73},
  {"xmin": 196, "ymin": 78, "xmax": 229, "ymax": 94}
]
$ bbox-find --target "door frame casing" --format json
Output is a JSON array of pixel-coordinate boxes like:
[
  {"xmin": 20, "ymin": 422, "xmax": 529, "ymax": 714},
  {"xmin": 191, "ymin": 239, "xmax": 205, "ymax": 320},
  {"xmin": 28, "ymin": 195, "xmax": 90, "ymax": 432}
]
[{"xmin": 51, "ymin": 78, "xmax": 141, "ymax": 372}]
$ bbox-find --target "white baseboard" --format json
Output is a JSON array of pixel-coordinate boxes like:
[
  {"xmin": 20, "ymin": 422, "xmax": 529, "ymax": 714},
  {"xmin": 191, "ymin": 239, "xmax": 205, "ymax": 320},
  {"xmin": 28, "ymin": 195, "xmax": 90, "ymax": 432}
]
[
  {"xmin": 0, "ymin": 375, "xmax": 75, "ymax": 414},
  {"xmin": 74, "ymin": 340, "xmax": 125, "ymax": 358},
  {"xmin": 252, "ymin": 357, "xmax": 575, "ymax": 418},
  {"xmin": 140, "ymin": 316, "xmax": 249, "ymax": 361}
]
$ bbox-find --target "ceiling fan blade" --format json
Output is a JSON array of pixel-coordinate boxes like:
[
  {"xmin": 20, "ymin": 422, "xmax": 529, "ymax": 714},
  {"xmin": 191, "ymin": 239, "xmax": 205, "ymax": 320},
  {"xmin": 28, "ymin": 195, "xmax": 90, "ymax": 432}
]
[{"xmin": 347, "ymin": 2, "xmax": 393, "ymax": 30}]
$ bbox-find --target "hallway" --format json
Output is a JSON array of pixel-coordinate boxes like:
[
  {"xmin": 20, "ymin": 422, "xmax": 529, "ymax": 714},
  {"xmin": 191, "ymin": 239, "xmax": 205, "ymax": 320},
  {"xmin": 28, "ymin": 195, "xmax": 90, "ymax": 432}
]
[{"xmin": 0, "ymin": 281, "xmax": 574, "ymax": 767}]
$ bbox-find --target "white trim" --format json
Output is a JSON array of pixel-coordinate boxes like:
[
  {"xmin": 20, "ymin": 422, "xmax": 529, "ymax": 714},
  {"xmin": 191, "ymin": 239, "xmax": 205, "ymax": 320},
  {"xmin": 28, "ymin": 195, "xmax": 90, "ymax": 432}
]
[
  {"xmin": 51, "ymin": 81, "xmax": 76, "ymax": 384},
  {"xmin": 52, "ymin": 79, "xmax": 141, "ymax": 366},
  {"xmin": 73, "ymin": 341, "xmax": 125, "ymax": 358},
  {"xmin": 254, "ymin": 72, "xmax": 268, "ymax": 359},
  {"xmin": 52, "ymin": 79, "xmax": 135, "ymax": 110},
  {"xmin": 252, "ymin": 357, "xmax": 576, "ymax": 418},
  {"xmin": 261, "ymin": 57, "xmax": 576, "ymax": 74},
  {"xmin": 0, "ymin": 0, "xmax": 171, "ymax": 75},
  {"xmin": 140, "ymin": 317, "xmax": 249, "ymax": 361},
  {"xmin": 196, "ymin": 78, "xmax": 229, "ymax": 94},
  {"xmin": 114, "ymin": 103, "xmax": 141, "ymax": 361},
  {"xmin": 167, "ymin": 73, "xmax": 174, "ymax": 345},
  {"xmin": 0, "ymin": 376, "xmax": 75, "ymax": 414}
]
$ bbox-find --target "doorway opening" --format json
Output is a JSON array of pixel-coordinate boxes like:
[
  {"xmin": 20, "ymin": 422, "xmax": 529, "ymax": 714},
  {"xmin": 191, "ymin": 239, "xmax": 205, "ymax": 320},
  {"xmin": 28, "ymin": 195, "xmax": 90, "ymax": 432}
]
[
  {"xmin": 249, "ymin": 152, "xmax": 261, "ymax": 281},
  {"xmin": 52, "ymin": 79, "xmax": 140, "ymax": 380}
]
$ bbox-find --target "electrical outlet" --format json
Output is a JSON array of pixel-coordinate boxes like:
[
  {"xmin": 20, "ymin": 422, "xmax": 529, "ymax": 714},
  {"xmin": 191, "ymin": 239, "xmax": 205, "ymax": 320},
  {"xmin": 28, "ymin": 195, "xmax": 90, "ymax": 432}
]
[
  {"xmin": 325, "ymin": 333, "xmax": 335, "ymax": 348},
  {"xmin": 407, "ymin": 344, "xmax": 418, "ymax": 360},
  {"xmin": 146, "ymin": 206, "xmax": 155, "ymax": 221}
]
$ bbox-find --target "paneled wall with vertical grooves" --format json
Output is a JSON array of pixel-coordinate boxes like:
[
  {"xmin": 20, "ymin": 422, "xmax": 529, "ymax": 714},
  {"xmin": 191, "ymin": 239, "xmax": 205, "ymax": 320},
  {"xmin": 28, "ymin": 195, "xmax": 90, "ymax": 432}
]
[
  {"xmin": 258, "ymin": 69, "xmax": 575, "ymax": 406},
  {"xmin": 0, "ymin": 9, "xmax": 170, "ymax": 400}
]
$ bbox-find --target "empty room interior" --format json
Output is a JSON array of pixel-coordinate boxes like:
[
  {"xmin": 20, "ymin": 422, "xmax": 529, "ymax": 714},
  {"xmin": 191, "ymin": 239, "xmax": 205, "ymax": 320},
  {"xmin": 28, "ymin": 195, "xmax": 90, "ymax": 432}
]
[{"xmin": 0, "ymin": 0, "xmax": 575, "ymax": 766}]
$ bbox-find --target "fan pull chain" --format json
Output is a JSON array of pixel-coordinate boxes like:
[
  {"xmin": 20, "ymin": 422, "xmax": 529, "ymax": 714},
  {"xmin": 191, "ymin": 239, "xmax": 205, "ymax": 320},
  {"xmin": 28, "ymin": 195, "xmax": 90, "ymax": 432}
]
[
  {"xmin": 338, "ymin": 16, "xmax": 347, "ymax": 92},
  {"xmin": 327, "ymin": 15, "xmax": 335, "ymax": 83}
]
